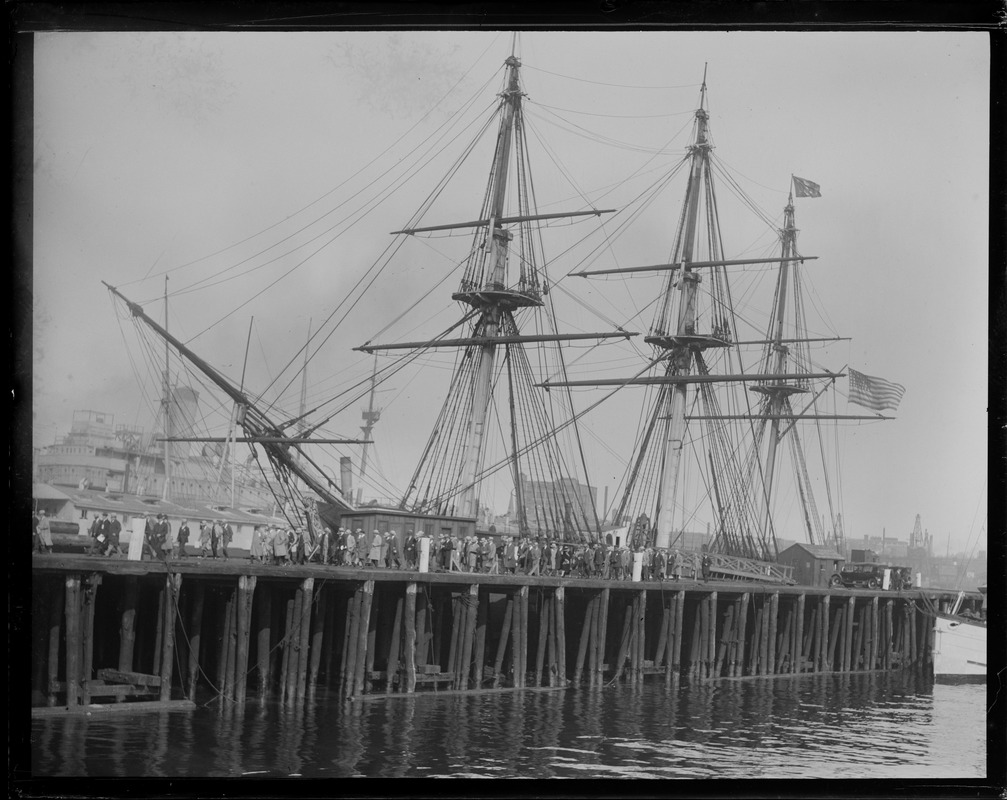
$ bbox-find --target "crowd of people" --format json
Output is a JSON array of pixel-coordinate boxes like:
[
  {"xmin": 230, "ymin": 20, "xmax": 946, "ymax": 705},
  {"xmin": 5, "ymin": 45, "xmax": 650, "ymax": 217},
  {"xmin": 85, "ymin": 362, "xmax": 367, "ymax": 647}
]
[
  {"xmin": 246, "ymin": 526, "xmax": 710, "ymax": 581},
  {"xmin": 50, "ymin": 511, "xmax": 711, "ymax": 582}
]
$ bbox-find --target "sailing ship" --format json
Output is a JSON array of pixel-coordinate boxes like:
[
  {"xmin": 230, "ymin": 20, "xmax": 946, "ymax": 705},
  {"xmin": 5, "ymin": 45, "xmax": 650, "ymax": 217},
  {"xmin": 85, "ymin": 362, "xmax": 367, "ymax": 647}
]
[{"xmin": 103, "ymin": 49, "xmax": 901, "ymax": 578}]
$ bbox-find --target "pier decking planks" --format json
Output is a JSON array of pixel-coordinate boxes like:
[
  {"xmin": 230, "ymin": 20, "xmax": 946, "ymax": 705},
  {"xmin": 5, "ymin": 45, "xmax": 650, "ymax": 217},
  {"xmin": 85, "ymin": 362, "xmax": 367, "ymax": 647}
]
[{"xmin": 31, "ymin": 555, "xmax": 980, "ymax": 710}]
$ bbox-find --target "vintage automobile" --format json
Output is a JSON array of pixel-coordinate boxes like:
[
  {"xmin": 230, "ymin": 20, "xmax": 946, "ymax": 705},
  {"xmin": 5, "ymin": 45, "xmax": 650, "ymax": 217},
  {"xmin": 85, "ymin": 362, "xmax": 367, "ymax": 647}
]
[{"xmin": 830, "ymin": 562, "xmax": 913, "ymax": 590}]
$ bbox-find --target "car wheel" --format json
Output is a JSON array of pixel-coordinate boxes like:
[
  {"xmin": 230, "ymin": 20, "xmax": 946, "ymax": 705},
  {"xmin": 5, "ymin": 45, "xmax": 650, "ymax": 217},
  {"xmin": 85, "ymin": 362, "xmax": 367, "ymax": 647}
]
[
  {"xmin": 867, "ymin": 577, "xmax": 879, "ymax": 589},
  {"xmin": 829, "ymin": 574, "xmax": 842, "ymax": 587}
]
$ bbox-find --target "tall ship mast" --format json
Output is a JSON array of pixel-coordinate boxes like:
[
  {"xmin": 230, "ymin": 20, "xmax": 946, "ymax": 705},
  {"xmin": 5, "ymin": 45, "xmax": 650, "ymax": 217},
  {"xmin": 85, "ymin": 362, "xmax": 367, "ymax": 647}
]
[
  {"xmin": 358, "ymin": 53, "xmax": 624, "ymax": 541},
  {"xmin": 548, "ymin": 73, "xmax": 898, "ymax": 578}
]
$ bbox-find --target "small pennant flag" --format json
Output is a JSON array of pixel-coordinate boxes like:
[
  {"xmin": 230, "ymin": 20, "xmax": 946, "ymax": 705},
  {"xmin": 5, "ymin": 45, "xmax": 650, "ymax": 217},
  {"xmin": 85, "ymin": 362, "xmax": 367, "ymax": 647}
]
[
  {"xmin": 793, "ymin": 176, "xmax": 821, "ymax": 198},
  {"xmin": 848, "ymin": 368, "xmax": 905, "ymax": 412}
]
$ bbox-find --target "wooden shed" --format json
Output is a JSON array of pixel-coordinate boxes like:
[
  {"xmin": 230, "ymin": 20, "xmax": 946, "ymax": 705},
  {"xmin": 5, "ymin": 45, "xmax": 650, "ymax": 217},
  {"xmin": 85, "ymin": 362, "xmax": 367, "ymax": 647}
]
[{"xmin": 777, "ymin": 543, "xmax": 846, "ymax": 587}]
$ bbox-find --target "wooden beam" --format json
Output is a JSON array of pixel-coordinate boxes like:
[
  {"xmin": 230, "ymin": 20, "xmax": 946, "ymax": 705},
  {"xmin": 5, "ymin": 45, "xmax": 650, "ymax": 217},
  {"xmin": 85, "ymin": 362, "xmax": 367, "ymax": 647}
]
[{"xmin": 492, "ymin": 595, "xmax": 513, "ymax": 689}]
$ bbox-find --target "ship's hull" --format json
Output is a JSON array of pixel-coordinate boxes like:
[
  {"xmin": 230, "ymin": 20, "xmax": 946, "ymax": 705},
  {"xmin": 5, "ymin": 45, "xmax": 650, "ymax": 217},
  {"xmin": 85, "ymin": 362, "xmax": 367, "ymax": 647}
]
[{"xmin": 932, "ymin": 614, "xmax": 986, "ymax": 682}]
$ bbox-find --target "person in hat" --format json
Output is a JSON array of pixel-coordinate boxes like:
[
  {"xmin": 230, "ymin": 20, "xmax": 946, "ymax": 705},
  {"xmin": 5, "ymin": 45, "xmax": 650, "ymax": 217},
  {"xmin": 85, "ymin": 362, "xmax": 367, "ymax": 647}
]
[
  {"xmin": 106, "ymin": 513, "xmax": 123, "ymax": 557},
  {"xmin": 36, "ymin": 509, "xmax": 53, "ymax": 555},
  {"xmin": 384, "ymin": 531, "xmax": 400, "ymax": 569},
  {"xmin": 159, "ymin": 515, "xmax": 174, "ymax": 559},
  {"xmin": 403, "ymin": 529, "xmax": 417, "ymax": 570},
  {"xmin": 249, "ymin": 524, "xmax": 263, "ymax": 563},
  {"xmin": 208, "ymin": 519, "xmax": 222, "ymax": 558},
  {"xmin": 198, "ymin": 521, "xmax": 211, "ymax": 558},
  {"xmin": 221, "ymin": 519, "xmax": 234, "ymax": 560}
]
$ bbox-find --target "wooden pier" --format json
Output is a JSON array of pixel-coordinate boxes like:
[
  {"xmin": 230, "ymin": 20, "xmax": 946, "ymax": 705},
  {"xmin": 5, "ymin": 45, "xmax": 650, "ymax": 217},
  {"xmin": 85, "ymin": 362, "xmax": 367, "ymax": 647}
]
[{"xmin": 31, "ymin": 555, "xmax": 981, "ymax": 711}]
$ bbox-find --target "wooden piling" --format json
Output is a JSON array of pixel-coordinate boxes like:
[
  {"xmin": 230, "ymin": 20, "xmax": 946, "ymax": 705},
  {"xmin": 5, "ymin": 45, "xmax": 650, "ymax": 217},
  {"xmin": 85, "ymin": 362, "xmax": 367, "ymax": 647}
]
[
  {"xmin": 159, "ymin": 573, "xmax": 182, "ymax": 702},
  {"xmin": 222, "ymin": 586, "xmax": 238, "ymax": 701},
  {"xmin": 776, "ymin": 601, "xmax": 792, "ymax": 674},
  {"xmin": 64, "ymin": 575, "xmax": 82, "ymax": 707},
  {"xmin": 707, "ymin": 592, "xmax": 718, "ymax": 678},
  {"xmin": 595, "ymin": 587, "xmax": 610, "ymax": 687},
  {"xmin": 473, "ymin": 591, "xmax": 488, "ymax": 689},
  {"xmin": 47, "ymin": 578, "xmax": 65, "ymax": 707},
  {"xmin": 415, "ymin": 589, "xmax": 430, "ymax": 669},
  {"xmin": 614, "ymin": 601, "xmax": 634, "ymax": 682},
  {"xmin": 296, "ymin": 578, "xmax": 314, "ymax": 701},
  {"xmin": 868, "ymin": 596, "xmax": 879, "ymax": 671},
  {"xmin": 554, "ymin": 587, "xmax": 567, "ymax": 686},
  {"xmin": 819, "ymin": 595, "xmax": 831, "ymax": 672},
  {"xmin": 281, "ymin": 595, "xmax": 296, "ymax": 702},
  {"xmin": 118, "ymin": 577, "xmax": 139, "ymax": 674},
  {"xmin": 384, "ymin": 594, "xmax": 403, "ymax": 693},
  {"xmin": 256, "ymin": 586, "xmax": 272, "ymax": 698},
  {"xmin": 766, "ymin": 592, "xmax": 778, "ymax": 675},
  {"xmin": 535, "ymin": 591, "xmax": 550, "ymax": 687},
  {"xmin": 353, "ymin": 580, "xmax": 374, "ymax": 697},
  {"xmin": 341, "ymin": 587, "xmax": 360, "ymax": 695},
  {"xmin": 909, "ymin": 601, "xmax": 918, "ymax": 668},
  {"xmin": 793, "ymin": 594, "xmax": 806, "ymax": 673},
  {"xmin": 733, "ymin": 593, "xmax": 748, "ymax": 677},
  {"xmin": 150, "ymin": 582, "xmax": 165, "ymax": 678},
  {"xmin": 841, "ymin": 596, "xmax": 853, "ymax": 672},
  {"xmin": 234, "ymin": 575, "xmax": 257, "ymax": 703},
  {"xmin": 884, "ymin": 599, "xmax": 894, "ymax": 671},
  {"xmin": 515, "ymin": 585, "xmax": 529, "ymax": 688},
  {"xmin": 492, "ymin": 595, "xmax": 513, "ymax": 689},
  {"xmin": 80, "ymin": 573, "xmax": 102, "ymax": 705},
  {"xmin": 671, "ymin": 589, "xmax": 685, "ymax": 678},
  {"xmin": 636, "ymin": 590, "xmax": 648, "ymax": 684},
  {"xmin": 458, "ymin": 584, "xmax": 479, "ymax": 690},
  {"xmin": 575, "ymin": 594, "xmax": 595, "ymax": 686},
  {"xmin": 715, "ymin": 604, "xmax": 734, "ymax": 676},
  {"xmin": 185, "ymin": 582, "xmax": 205, "ymax": 701},
  {"xmin": 404, "ymin": 583, "xmax": 417, "ymax": 693},
  {"xmin": 448, "ymin": 593, "xmax": 462, "ymax": 686},
  {"xmin": 323, "ymin": 591, "xmax": 339, "ymax": 685},
  {"xmin": 827, "ymin": 602, "xmax": 842, "ymax": 673},
  {"xmin": 285, "ymin": 586, "xmax": 303, "ymax": 702}
]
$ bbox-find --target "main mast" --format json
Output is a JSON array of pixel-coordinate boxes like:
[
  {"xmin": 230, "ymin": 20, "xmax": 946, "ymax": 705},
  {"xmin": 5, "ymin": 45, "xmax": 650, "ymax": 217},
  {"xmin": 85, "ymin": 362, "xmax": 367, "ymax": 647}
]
[
  {"xmin": 453, "ymin": 55, "xmax": 533, "ymax": 520},
  {"xmin": 361, "ymin": 53, "xmax": 624, "ymax": 540},
  {"xmin": 649, "ymin": 77, "xmax": 713, "ymax": 548}
]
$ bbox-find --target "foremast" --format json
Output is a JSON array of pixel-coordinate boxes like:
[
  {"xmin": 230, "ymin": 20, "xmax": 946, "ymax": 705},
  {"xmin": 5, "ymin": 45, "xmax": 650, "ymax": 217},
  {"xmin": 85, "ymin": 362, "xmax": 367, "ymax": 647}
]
[{"xmin": 647, "ymin": 78, "xmax": 717, "ymax": 549}]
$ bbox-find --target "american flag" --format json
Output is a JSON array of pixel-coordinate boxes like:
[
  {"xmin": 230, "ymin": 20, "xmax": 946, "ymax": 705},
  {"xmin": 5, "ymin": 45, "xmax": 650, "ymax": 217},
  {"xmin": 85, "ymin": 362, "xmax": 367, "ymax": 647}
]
[
  {"xmin": 793, "ymin": 176, "xmax": 821, "ymax": 198},
  {"xmin": 848, "ymin": 368, "xmax": 905, "ymax": 412}
]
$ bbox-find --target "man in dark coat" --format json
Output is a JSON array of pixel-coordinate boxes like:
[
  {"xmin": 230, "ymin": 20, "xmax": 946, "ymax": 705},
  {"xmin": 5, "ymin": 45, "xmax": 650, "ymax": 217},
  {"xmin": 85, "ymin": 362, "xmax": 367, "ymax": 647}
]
[{"xmin": 177, "ymin": 519, "xmax": 190, "ymax": 558}]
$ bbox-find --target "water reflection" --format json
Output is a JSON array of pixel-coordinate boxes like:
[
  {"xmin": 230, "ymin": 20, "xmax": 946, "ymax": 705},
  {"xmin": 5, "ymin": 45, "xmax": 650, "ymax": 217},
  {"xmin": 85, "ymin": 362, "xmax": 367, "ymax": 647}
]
[{"xmin": 31, "ymin": 671, "xmax": 984, "ymax": 779}]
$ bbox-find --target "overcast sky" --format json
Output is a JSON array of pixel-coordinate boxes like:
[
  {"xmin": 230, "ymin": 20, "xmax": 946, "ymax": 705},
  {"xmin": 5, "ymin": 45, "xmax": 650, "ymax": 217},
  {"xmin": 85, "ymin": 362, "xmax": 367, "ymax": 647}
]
[{"xmin": 31, "ymin": 31, "xmax": 989, "ymax": 553}]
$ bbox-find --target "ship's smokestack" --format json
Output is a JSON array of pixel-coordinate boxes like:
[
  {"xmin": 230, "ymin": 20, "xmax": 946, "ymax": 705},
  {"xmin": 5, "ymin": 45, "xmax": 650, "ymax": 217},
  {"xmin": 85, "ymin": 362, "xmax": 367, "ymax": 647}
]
[{"xmin": 340, "ymin": 456, "xmax": 354, "ymax": 501}]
